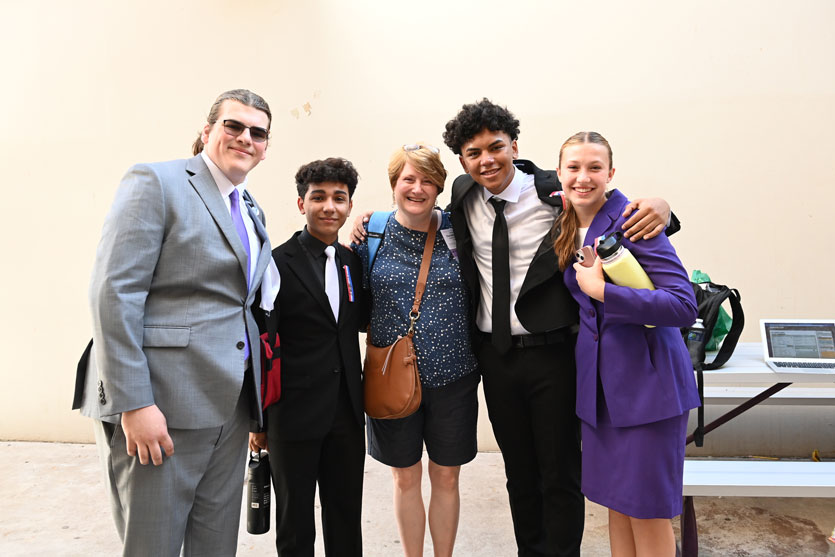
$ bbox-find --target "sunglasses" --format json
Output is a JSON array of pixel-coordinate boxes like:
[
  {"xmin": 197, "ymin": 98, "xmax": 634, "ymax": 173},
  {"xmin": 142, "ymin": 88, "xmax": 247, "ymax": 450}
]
[
  {"xmin": 403, "ymin": 144, "xmax": 440, "ymax": 154},
  {"xmin": 222, "ymin": 119, "xmax": 269, "ymax": 143}
]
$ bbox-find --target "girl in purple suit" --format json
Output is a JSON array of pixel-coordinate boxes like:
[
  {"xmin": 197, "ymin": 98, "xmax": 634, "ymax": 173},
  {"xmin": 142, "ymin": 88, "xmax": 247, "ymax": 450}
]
[{"xmin": 553, "ymin": 132, "xmax": 700, "ymax": 557}]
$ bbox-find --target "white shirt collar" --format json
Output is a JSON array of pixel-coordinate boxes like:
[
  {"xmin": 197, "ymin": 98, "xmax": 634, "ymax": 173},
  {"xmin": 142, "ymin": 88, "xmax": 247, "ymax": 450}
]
[
  {"xmin": 200, "ymin": 150, "xmax": 248, "ymax": 199},
  {"xmin": 480, "ymin": 164, "xmax": 526, "ymax": 204}
]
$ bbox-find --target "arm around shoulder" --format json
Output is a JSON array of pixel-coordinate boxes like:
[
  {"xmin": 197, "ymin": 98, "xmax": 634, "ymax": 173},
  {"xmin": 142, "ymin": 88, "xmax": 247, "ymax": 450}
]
[{"xmin": 621, "ymin": 197, "xmax": 679, "ymax": 241}]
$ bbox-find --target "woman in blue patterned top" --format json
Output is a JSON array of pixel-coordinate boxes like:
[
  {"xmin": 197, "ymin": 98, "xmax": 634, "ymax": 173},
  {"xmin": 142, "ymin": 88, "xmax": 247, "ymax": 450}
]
[{"xmin": 353, "ymin": 144, "xmax": 480, "ymax": 557}]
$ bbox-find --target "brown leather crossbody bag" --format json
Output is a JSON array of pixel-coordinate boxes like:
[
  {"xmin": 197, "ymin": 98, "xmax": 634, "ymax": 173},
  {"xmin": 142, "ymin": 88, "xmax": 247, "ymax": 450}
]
[{"xmin": 363, "ymin": 211, "xmax": 437, "ymax": 420}]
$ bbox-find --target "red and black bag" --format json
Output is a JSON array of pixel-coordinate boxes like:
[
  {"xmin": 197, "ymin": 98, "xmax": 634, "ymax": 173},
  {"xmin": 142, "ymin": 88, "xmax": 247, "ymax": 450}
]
[{"xmin": 259, "ymin": 313, "xmax": 281, "ymax": 411}]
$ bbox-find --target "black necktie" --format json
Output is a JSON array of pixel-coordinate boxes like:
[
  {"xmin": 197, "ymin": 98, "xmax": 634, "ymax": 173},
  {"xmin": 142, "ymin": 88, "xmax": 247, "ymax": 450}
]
[{"xmin": 488, "ymin": 197, "xmax": 511, "ymax": 354}]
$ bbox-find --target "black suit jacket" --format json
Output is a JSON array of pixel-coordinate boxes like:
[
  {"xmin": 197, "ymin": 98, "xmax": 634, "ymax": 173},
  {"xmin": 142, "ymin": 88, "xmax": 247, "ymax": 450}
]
[
  {"xmin": 262, "ymin": 232, "xmax": 368, "ymax": 442},
  {"xmin": 448, "ymin": 159, "xmax": 681, "ymax": 335}
]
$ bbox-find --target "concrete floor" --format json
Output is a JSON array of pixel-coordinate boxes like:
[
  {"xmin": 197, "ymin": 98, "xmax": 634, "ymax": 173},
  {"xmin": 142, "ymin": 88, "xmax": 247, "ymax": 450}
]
[{"xmin": 0, "ymin": 442, "xmax": 833, "ymax": 556}]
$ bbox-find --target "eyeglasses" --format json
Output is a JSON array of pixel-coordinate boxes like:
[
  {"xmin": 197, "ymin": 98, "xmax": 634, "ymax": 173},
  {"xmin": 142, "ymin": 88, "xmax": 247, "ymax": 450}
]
[
  {"xmin": 222, "ymin": 119, "xmax": 269, "ymax": 143},
  {"xmin": 403, "ymin": 144, "xmax": 440, "ymax": 154}
]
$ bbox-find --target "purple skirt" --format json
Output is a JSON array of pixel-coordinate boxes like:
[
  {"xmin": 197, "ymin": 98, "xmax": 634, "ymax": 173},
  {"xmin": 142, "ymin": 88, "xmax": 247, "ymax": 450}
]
[{"xmin": 581, "ymin": 396, "xmax": 689, "ymax": 519}]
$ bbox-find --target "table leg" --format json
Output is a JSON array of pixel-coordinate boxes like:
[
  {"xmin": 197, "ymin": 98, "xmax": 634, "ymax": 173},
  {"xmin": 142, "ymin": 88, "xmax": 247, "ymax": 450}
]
[{"xmin": 681, "ymin": 495, "xmax": 698, "ymax": 557}]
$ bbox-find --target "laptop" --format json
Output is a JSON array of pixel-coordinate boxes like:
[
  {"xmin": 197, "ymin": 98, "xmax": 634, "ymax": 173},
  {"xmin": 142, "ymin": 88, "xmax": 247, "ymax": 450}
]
[{"xmin": 760, "ymin": 319, "xmax": 835, "ymax": 372}]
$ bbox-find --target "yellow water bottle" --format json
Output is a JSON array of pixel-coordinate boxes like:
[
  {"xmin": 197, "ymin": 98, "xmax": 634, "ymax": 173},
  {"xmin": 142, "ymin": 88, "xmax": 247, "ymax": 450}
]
[{"xmin": 596, "ymin": 231, "xmax": 655, "ymax": 327}]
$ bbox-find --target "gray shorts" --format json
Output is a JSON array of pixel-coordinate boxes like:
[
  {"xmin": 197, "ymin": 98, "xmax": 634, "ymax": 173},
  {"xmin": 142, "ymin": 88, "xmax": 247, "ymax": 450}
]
[{"xmin": 366, "ymin": 371, "xmax": 480, "ymax": 468}]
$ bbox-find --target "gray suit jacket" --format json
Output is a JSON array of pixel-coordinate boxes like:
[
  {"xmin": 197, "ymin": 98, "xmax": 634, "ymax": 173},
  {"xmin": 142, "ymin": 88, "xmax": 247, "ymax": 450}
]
[{"xmin": 78, "ymin": 154, "xmax": 272, "ymax": 429}]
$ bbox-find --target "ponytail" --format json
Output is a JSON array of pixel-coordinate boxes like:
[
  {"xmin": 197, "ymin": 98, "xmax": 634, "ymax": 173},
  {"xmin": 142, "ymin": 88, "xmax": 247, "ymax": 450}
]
[{"xmin": 553, "ymin": 199, "xmax": 579, "ymax": 272}]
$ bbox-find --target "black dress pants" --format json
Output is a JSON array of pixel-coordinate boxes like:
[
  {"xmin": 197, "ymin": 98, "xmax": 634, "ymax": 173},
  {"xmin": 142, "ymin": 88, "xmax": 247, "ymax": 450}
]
[
  {"xmin": 267, "ymin": 382, "xmax": 364, "ymax": 557},
  {"xmin": 477, "ymin": 334, "xmax": 584, "ymax": 557}
]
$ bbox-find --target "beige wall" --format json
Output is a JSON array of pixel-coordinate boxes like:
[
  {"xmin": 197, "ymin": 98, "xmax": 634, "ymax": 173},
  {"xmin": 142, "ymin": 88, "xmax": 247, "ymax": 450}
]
[{"xmin": 2, "ymin": 0, "xmax": 833, "ymax": 443}]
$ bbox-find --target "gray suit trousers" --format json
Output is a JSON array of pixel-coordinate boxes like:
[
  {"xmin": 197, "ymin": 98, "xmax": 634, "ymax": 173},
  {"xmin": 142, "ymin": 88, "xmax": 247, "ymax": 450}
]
[{"xmin": 93, "ymin": 387, "xmax": 251, "ymax": 557}]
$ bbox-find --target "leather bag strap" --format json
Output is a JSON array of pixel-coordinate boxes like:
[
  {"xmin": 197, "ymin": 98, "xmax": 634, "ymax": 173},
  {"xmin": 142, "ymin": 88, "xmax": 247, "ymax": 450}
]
[{"xmin": 410, "ymin": 211, "xmax": 438, "ymax": 318}]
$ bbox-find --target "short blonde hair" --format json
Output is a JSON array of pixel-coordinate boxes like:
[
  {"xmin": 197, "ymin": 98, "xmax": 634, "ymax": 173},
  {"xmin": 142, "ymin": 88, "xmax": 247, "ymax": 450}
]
[{"xmin": 387, "ymin": 144, "xmax": 447, "ymax": 192}]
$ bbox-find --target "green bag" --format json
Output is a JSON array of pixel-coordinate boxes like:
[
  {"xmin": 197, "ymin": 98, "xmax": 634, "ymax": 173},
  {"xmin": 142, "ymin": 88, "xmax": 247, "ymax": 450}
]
[{"xmin": 691, "ymin": 270, "xmax": 731, "ymax": 350}]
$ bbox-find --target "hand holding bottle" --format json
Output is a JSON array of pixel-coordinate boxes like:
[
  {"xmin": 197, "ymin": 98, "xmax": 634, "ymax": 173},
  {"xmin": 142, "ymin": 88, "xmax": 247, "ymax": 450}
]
[{"xmin": 573, "ymin": 256, "xmax": 606, "ymax": 302}]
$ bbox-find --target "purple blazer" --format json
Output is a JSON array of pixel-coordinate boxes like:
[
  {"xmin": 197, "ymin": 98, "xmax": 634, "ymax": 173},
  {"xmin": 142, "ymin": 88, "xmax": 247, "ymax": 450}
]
[{"xmin": 565, "ymin": 189, "xmax": 700, "ymax": 428}]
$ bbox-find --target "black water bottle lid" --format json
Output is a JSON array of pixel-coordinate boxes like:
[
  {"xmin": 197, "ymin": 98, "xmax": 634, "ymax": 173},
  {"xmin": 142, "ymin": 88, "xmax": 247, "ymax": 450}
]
[{"xmin": 596, "ymin": 231, "xmax": 623, "ymax": 259}]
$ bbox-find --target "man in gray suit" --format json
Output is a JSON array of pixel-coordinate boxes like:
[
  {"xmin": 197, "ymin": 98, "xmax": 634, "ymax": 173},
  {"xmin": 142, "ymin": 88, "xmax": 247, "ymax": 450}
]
[{"xmin": 76, "ymin": 89, "xmax": 276, "ymax": 556}]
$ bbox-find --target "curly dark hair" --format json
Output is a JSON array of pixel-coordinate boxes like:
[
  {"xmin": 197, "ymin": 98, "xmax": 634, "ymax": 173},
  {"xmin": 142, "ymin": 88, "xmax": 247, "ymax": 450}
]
[
  {"xmin": 295, "ymin": 157, "xmax": 359, "ymax": 198},
  {"xmin": 442, "ymin": 98, "xmax": 520, "ymax": 155}
]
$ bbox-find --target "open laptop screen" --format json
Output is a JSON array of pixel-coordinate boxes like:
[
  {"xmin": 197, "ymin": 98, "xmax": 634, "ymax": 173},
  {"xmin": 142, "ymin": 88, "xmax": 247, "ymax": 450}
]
[{"xmin": 764, "ymin": 322, "xmax": 835, "ymax": 359}]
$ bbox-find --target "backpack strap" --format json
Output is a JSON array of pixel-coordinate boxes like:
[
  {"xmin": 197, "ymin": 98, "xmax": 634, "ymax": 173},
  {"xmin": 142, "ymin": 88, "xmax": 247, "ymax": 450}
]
[
  {"xmin": 694, "ymin": 362, "xmax": 705, "ymax": 447},
  {"xmin": 366, "ymin": 211, "xmax": 392, "ymax": 271},
  {"xmin": 266, "ymin": 307, "xmax": 278, "ymax": 358},
  {"xmin": 703, "ymin": 288, "xmax": 744, "ymax": 370}
]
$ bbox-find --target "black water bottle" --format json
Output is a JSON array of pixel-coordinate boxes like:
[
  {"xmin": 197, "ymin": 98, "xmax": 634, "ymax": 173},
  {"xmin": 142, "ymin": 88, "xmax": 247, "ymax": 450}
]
[{"xmin": 246, "ymin": 450, "xmax": 271, "ymax": 534}]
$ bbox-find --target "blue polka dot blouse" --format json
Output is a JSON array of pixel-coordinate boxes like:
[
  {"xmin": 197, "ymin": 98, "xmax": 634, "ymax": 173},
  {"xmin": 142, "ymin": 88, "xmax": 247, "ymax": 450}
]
[{"xmin": 354, "ymin": 211, "xmax": 478, "ymax": 388}]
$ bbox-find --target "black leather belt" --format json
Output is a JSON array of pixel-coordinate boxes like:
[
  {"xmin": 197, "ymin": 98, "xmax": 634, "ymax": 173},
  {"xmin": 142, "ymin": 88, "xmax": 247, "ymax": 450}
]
[{"xmin": 479, "ymin": 326, "xmax": 578, "ymax": 349}]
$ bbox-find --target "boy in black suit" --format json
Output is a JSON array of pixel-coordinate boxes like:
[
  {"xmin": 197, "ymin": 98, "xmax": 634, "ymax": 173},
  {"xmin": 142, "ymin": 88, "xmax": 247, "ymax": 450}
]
[{"xmin": 250, "ymin": 157, "xmax": 367, "ymax": 556}]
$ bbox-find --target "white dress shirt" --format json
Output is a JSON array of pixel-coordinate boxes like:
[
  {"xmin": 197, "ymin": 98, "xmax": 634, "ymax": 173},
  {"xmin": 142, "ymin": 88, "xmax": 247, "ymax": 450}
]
[
  {"xmin": 576, "ymin": 227, "xmax": 589, "ymax": 249},
  {"xmin": 201, "ymin": 151, "xmax": 262, "ymax": 290},
  {"xmin": 463, "ymin": 167, "xmax": 561, "ymax": 335}
]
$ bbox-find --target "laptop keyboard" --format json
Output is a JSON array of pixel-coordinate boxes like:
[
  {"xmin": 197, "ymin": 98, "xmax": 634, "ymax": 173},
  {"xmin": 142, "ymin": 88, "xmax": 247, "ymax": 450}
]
[{"xmin": 774, "ymin": 361, "xmax": 835, "ymax": 369}]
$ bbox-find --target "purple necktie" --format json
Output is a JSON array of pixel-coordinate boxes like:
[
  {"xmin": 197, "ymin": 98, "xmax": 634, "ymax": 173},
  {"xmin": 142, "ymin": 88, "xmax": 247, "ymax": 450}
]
[{"xmin": 229, "ymin": 190, "xmax": 251, "ymax": 360}]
